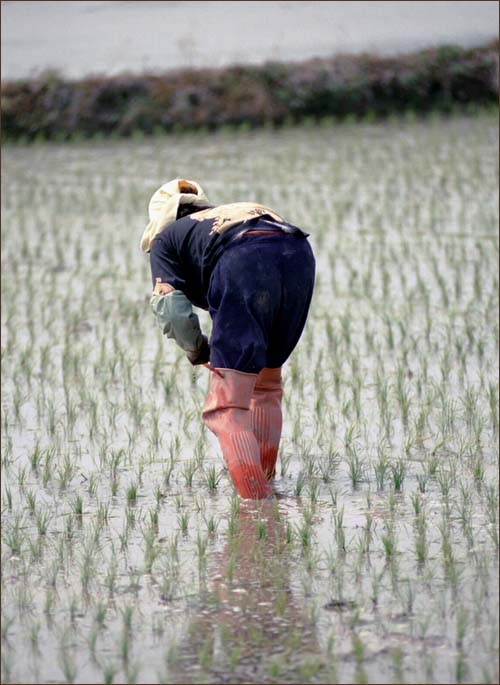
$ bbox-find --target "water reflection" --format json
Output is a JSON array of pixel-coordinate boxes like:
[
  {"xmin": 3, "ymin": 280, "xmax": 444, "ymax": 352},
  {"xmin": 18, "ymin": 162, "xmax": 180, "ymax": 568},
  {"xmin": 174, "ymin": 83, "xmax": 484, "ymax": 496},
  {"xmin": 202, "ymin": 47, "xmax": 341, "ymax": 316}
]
[{"xmin": 169, "ymin": 499, "xmax": 324, "ymax": 684}]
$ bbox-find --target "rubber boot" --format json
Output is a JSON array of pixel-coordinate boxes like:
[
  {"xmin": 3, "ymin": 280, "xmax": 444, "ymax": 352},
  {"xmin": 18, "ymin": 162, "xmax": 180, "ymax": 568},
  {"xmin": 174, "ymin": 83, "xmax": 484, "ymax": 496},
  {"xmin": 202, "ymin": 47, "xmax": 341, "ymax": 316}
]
[
  {"xmin": 202, "ymin": 368, "xmax": 273, "ymax": 500},
  {"xmin": 249, "ymin": 367, "xmax": 283, "ymax": 479}
]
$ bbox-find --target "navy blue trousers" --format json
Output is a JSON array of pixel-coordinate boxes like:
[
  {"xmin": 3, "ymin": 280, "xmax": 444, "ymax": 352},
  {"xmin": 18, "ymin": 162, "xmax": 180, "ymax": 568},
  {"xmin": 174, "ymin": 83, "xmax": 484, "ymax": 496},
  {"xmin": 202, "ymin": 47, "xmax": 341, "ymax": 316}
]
[{"xmin": 207, "ymin": 233, "xmax": 315, "ymax": 373}]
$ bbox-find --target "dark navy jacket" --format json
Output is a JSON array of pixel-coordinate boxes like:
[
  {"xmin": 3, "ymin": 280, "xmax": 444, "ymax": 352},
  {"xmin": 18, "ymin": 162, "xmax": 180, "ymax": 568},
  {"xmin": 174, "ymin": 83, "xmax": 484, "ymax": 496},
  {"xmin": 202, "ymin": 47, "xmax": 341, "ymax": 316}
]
[{"xmin": 149, "ymin": 202, "xmax": 308, "ymax": 310}]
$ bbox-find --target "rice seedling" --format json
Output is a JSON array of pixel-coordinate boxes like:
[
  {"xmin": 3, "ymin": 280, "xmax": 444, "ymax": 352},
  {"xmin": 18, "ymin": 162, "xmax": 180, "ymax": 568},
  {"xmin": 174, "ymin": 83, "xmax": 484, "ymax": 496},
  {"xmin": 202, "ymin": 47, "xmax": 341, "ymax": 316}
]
[
  {"xmin": 88, "ymin": 473, "xmax": 99, "ymax": 497},
  {"xmin": 437, "ymin": 466, "xmax": 455, "ymax": 499},
  {"xmin": 177, "ymin": 511, "xmax": 189, "ymax": 535},
  {"xmin": 487, "ymin": 382, "xmax": 499, "ymax": 434},
  {"xmin": 391, "ymin": 458, "xmax": 407, "ymax": 492},
  {"xmin": 29, "ymin": 442, "xmax": 43, "ymax": 471},
  {"xmin": 294, "ymin": 470, "xmax": 306, "ymax": 497},
  {"xmin": 334, "ymin": 508, "xmax": 346, "ymax": 556},
  {"xmin": 126, "ymin": 481, "xmax": 138, "ymax": 505},
  {"xmin": 181, "ymin": 459, "xmax": 198, "ymax": 488},
  {"xmin": 307, "ymin": 479, "xmax": 320, "ymax": 504},
  {"xmin": 381, "ymin": 519, "xmax": 397, "ymax": 560},
  {"xmin": 26, "ymin": 490, "xmax": 36, "ymax": 516},
  {"xmin": 356, "ymin": 511, "xmax": 373, "ymax": 557},
  {"xmin": 279, "ymin": 450, "xmax": 293, "ymax": 477},
  {"xmin": 35, "ymin": 509, "xmax": 51, "ymax": 536},
  {"xmin": 126, "ymin": 507, "xmax": 136, "ymax": 530},
  {"xmin": 57, "ymin": 454, "xmax": 76, "ymax": 491},
  {"xmin": 204, "ymin": 464, "xmax": 222, "ymax": 492},
  {"xmin": 346, "ymin": 448, "xmax": 366, "ymax": 489},
  {"xmin": 484, "ymin": 483, "xmax": 499, "ymax": 548},
  {"xmin": 416, "ymin": 471, "xmax": 429, "ymax": 493},
  {"xmin": 2, "ymin": 435, "xmax": 13, "ymax": 471},
  {"xmin": 5, "ymin": 515, "xmax": 25, "ymax": 557},
  {"xmin": 71, "ymin": 495, "xmax": 84, "ymax": 519},
  {"xmin": 426, "ymin": 450, "xmax": 440, "ymax": 478},
  {"xmin": 3, "ymin": 485, "xmax": 13, "ymax": 511}
]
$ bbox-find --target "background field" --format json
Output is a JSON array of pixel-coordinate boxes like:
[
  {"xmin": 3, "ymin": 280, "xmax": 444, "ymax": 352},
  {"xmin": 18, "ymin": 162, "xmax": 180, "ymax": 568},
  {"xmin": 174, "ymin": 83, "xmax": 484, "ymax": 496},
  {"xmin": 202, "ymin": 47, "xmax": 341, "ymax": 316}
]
[{"xmin": 1, "ymin": 112, "xmax": 499, "ymax": 684}]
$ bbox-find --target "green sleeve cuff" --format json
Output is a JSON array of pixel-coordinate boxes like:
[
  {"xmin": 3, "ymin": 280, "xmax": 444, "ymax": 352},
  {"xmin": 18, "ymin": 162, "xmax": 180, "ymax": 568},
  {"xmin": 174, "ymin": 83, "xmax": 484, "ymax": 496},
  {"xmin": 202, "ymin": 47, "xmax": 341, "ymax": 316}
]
[{"xmin": 150, "ymin": 291, "xmax": 204, "ymax": 353}]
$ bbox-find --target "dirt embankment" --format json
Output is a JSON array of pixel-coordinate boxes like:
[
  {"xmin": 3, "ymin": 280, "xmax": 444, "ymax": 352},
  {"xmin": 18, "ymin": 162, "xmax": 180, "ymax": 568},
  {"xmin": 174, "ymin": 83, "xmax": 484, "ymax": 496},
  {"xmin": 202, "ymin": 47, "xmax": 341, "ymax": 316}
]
[{"xmin": 2, "ymin": 41, "xmax": 498, "ymax": 141}]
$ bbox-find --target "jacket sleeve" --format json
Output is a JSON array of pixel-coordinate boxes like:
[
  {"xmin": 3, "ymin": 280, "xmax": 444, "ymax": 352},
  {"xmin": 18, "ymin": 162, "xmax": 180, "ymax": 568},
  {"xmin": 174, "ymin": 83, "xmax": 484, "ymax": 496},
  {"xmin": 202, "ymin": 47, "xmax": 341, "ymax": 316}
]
[
  {"xmin": 149, "ymin": 234, "xmax": 188, "ymax": 293},
  {"xmin": 150, "ymin": 290, "xmax": 204, "ymax": 353}
]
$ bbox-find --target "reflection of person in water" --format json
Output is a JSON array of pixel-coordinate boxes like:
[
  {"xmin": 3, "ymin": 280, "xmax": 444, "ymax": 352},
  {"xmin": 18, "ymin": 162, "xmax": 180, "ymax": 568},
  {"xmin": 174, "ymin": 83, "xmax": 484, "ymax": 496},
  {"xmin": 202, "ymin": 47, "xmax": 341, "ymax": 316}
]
[{"xmin": 168, "ymin": 500, "xmax": 324, "ymax": 684}]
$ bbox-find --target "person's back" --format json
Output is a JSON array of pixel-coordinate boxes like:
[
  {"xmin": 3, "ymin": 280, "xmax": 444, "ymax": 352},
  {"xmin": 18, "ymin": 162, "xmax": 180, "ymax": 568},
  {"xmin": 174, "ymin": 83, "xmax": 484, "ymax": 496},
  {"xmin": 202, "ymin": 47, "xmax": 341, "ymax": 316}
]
[{"xmin": 149, "ymin": 201, "xmax": 308, "ymax": 308}]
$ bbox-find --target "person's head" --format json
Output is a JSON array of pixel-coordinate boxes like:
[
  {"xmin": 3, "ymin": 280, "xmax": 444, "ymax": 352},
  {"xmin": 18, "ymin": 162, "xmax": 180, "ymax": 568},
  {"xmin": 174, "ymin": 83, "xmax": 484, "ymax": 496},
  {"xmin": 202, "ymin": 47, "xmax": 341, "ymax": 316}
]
[{"xmin": 140, "ymin": 178, "xmax": 211, "ymax": 253}]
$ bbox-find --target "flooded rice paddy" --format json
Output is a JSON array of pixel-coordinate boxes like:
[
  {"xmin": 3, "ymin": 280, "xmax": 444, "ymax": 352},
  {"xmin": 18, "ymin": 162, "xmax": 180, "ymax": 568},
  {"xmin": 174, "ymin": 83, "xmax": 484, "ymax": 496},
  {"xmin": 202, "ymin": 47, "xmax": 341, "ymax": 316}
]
[{"xmin": 1, "ymin": 112, "xmax": 499, "ymax": 684}]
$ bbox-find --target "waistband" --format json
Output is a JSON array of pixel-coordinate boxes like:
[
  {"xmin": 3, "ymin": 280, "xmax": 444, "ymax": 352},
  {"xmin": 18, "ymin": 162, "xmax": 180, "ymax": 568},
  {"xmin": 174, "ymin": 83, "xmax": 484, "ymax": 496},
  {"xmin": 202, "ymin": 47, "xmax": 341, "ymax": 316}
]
[{"xmin": 241, "ymin": 229, "xmax": 283, "ymax": 237}]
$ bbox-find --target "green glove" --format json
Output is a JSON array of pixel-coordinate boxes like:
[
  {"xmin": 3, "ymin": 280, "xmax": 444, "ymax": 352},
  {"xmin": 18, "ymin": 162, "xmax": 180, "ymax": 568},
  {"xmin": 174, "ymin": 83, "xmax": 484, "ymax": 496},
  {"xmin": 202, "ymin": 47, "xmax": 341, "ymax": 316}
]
[
  {"xmin": 186, "ymin": 335, "xmax": 210, "ymax": 365},
  {"xmin": 150, "ymin": 290, "xmax": 204, "ymax": 353}
]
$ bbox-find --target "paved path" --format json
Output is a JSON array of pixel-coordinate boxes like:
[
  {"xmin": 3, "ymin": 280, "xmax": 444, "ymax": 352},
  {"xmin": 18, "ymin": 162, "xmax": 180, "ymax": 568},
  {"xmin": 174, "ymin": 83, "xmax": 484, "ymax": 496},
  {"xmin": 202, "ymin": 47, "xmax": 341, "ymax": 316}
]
[{"xmin": 2, "ymin": 1, "xmax": 498, "ymax": 80}]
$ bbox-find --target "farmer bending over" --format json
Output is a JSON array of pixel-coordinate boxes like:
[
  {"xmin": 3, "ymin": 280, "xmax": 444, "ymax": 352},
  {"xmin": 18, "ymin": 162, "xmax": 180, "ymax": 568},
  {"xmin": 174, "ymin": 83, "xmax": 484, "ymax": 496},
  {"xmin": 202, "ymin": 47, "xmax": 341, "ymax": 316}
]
[{"xmin": 141, "ymin": 179, "xmax": 315, "ymax": 499}]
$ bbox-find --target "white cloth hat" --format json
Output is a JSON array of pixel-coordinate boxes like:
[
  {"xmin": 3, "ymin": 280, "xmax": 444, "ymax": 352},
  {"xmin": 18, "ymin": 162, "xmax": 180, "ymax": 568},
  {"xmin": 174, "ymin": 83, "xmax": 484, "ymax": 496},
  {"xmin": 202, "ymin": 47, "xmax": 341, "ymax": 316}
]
[{"xmin": 140, "ymin": 178, "xmax": 209, "ymax": 253}]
